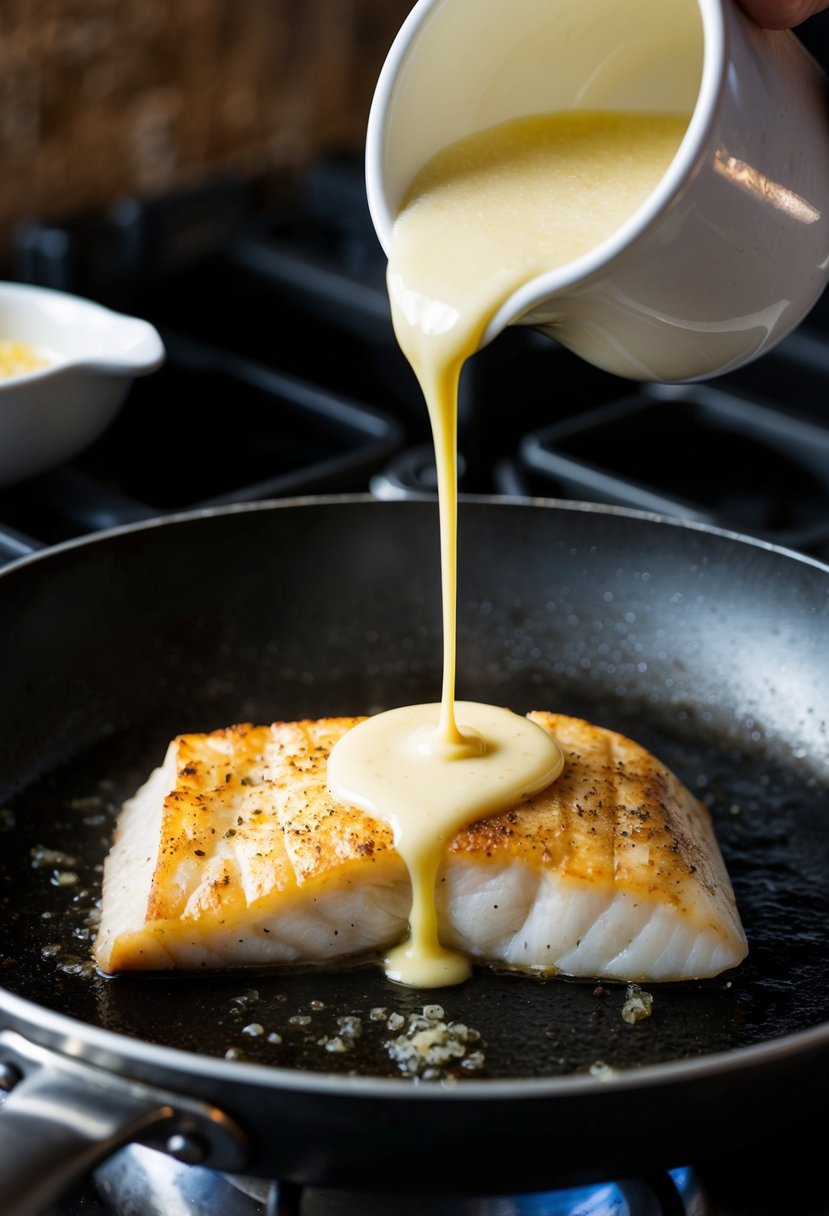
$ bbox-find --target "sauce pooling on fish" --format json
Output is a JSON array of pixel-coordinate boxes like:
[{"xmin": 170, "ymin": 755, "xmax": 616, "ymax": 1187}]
[
  {"xmin": 94, "ymin": 713, "xmax": 748, "ymax": 982},
  {"xmin": 327, "ymin": 111, "xmax": 689, "ymax": 987}
]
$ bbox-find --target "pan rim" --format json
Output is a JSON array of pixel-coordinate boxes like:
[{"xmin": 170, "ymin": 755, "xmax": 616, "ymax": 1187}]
[
  {"xmin": 2, "ymin": 493, "xmax": 828, "ymax": 1098},
  {"xmin": 1, "ymin": 491, "xmax": 829, "ymax": 579},
  {"xmin": 2, "ymin": 981, "xmax": 828, "ymax": 1100}
]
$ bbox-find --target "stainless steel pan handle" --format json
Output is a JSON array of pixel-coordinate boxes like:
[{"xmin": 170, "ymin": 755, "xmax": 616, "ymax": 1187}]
[{"xmin": 0, "ymin": 1030, "xmax": 248, "ymax": 1216}]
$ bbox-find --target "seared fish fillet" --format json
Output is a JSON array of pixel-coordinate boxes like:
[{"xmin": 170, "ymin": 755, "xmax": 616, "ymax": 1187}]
[{"xmin": 94, "ymin": 713, "xmax": 748, "ymax": 981}]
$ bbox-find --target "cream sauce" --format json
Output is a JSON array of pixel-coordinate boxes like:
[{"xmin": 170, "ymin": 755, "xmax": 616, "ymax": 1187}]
[{"xmin": 327, "ymin": 110, "xmax": 688, "ymax": 987}]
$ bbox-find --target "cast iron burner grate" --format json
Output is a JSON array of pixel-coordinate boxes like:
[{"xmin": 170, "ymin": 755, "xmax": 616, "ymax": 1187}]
[
  {"xmin": 51, "ymin": 1145, "xmax": 703, "ymax": 1216},
  {"xmin": 35, "ymin": 1128, "xmax": 829, "ymax": 1216},
  {"xmin": 5, "ymin": 151, "xmax": 829, "ymax": 564}
]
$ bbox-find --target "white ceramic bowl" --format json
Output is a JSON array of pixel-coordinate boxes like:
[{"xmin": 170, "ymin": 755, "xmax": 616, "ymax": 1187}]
[{"xmin": 0, "ymin": 282, "xmax": 165, "ymax": 488}]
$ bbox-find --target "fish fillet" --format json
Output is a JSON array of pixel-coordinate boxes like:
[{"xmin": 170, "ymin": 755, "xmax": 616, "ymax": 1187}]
[{"xmin": 94, "ymin": 713, "xmax": 748, "ymax": 982}]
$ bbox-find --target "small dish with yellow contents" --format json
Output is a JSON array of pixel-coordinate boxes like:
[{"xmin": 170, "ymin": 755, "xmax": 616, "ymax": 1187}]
[{"xmin": 0, "ymin": 281, "xmax": 164, "ymax": 488}]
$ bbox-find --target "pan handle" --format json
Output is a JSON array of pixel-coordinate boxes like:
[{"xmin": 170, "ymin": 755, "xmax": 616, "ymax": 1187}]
[{"xmin": 0, "ymin": 1030, "xmax": 248, "ymax": 1216}]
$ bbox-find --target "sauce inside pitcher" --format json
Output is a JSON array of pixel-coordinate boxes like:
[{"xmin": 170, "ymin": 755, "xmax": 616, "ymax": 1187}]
[{"xmin": 387, "ymin": 110, "xmax": 688, "ymax": 383}]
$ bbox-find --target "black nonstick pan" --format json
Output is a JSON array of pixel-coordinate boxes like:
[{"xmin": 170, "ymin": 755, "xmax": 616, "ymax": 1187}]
[{"xmin": 1, "ymin": 495, "xmax": 828, "ymax": 1215}]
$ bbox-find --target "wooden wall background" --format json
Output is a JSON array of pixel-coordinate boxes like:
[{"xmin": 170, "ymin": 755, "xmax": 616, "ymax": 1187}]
[{"xmin": 0, "ymin": 0, "xmax": 413, "ymax": 245}]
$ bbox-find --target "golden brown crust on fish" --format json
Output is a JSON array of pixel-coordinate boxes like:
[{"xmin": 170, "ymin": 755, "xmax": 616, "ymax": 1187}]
[
  {"xmin": 94, "ymin": 712, "xmax": 747, "ymax": 979},
  {"xmin": 453, "ymin": 712, "xmax": 722, "ymax": 912},
  {"xmin": 146, "ymin": 718, "xmax": 396, "ymax": 924}
]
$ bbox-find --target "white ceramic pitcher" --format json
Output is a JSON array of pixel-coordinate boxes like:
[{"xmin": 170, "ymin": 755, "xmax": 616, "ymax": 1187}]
[{"xmin": 365, "ymin": 0, "xmax": 829, "ymax": 382}]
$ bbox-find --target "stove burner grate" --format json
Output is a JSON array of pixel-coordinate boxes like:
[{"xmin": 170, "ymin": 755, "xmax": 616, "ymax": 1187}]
[{"xmin": 86, "ymin": 1143, "xmax": 703, "ymax": 1216}]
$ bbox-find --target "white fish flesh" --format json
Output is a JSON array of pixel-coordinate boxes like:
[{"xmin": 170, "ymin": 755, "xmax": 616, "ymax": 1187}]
[{"xmin": 94, "ymin": 712, "xmax": 748, "ymax": 982}]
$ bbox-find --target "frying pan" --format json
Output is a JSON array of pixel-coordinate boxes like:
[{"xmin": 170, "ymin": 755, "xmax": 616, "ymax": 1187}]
[{"xmin": 1, "ymin": 495, "xmax": 828, "ymax": 1215}]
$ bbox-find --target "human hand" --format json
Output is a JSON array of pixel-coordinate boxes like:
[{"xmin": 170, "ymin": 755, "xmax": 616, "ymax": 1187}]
[{"xmin": 737, "ymin": 0, "xmax": 828, "ymax": 28}]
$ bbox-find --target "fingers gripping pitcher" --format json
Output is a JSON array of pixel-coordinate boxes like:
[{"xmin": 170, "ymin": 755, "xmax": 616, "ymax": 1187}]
[{"xmin": 365, "ymin": 0, "xmax": 829, "ymax": 383}]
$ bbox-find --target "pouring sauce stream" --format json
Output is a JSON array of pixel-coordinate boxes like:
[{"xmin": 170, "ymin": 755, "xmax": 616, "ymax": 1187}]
[{"xmin": 328, "ymin": 110, "xmax": 688, "ymax": 986}]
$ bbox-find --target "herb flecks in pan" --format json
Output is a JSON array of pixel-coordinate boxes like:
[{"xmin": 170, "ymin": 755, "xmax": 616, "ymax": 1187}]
[
  {"xmin": 220, "ymin": 995, "xmax": 487, "ymax": 1081},
  {"xmin": 4, "ymin": 691, "xmax": 829, "ymax": 1082}
]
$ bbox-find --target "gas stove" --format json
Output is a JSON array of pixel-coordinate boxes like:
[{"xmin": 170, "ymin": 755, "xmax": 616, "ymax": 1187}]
[
  {"xmin": 2, "ymin": 150, "xmax": 826, "ymax": 1216},
  {"xmin": 37, "ymin": 1133, "xmax": 829, "ymax": 1216},
  {"xmin": 54, "ymin": 1152, "xmax": 708, "ymax": 1216},
  {"xmin": 3, "ymin": 141, "xmax": 829, "ymax": 564},
  {"xmin": 3, "ymin": 22, "xmax": 829, "ymax": 1209}
]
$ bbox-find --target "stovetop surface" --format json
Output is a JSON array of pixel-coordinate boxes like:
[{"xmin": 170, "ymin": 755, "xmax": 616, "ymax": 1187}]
[
  {"xmin": 4, "ymin": 145, "xmax": 829, "ymax": 564},
  {"xmin": 43, "ymin": 1142, "xmax": 829, "ymax": 1216}
]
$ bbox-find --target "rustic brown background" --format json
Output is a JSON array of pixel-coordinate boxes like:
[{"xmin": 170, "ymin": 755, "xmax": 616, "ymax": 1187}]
[{"xmin": 0, "ymin": 0, "xmax": 413, "ymax": 245}]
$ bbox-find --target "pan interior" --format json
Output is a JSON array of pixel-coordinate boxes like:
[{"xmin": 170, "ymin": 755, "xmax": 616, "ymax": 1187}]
[{"xmin": 1, "ymin": 499, "xmax": 828, "ymax": 1083}]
